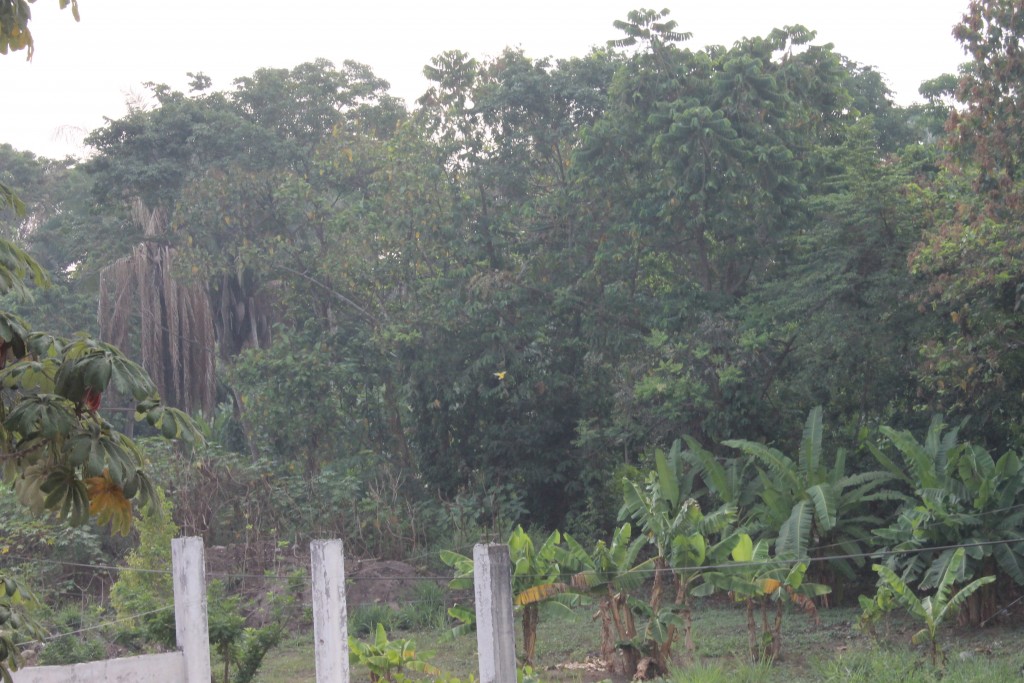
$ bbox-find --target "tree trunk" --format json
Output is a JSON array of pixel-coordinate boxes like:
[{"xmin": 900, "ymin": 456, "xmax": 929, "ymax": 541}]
[
  {"xmin": 746, "ymin": 599, "xmax": 757, "ymax": 663},
  {"xmin": 597, "ymin": 596, "xmax": 616, "ymax": 672},
  {"xmin": 610, "ymin": 591, "xmax": 638, "ymax": 676},
  {"xmin": 522, "ymin": 603, "xmax": 539, "ymax": 666},
  {"xmin": 771, "ymin": 597, "xmax": 784, "ymax": 660},
  {"xmin": 382, "ymin": 372, "xmax": 413, "ymax": 468}
]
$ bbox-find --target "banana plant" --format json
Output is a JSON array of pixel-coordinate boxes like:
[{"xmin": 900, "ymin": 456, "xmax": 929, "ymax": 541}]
[
  {"xmin": 870, "ymin": 415, "xmax": 1024, "ymax": 624},
  {"xmin": 695, "ymin": 534, "xmax": 830, "ymax": 663},
  {"xmin": 872, "ymin": 547, "xmax": 995, "ymax": 666},
  {"xmin": 618, "ymin": 442, "xmax": 737, "ymax": 675},
  {"xmin": 680, "ymin": 434, "xmax": 758, "ymax": 513},
  {"xmin": 440, "ymin": 525, "xmax": 568, "ymax": 666},
  {"xmin": 348, "ymin": 623, "xmax": 440, "ymax": 682},
  {"xmin": 563, "ymin": 524, "xmax": 653, "ymax": 676},
  {"xmin": 723, "ymin": 406, "xmax": 898, "ymax": 585}
]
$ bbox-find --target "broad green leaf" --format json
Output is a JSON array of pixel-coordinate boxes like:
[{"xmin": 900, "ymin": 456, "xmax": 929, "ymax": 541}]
[
  {"xmin": 805, "ymin": 483, "xmax": 837, "ymax": 533},
  {"xmin": 731, "ymin": 533, "xmax": 753, "ymax": 562},
  {"xmin": 777, "ymin": 500, "xmax": 812, "ymax": 559},
  {"xmin": 994, "ymin": 542, "xmax": 1024, "ymax": 586},
  {"xmin": 799, "ymin": 406, "xmax": 823, "ymax": 477},
  {"xmin": 655, "ymin": 447, "xmax": 679, "ymax": 509}
]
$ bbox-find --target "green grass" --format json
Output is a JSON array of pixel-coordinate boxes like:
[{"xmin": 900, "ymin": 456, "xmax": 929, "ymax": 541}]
[{"xmin": 253, "ymin": 601, "xmax": 1024, "ymax": 683}]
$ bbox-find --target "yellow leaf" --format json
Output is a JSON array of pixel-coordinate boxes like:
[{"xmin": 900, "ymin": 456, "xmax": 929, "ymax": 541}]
[
  {"xmin": 86, "ymin": 472, "xmax": 133, "ymax": 535},
  {"xmin": 760, "ymin": 578, "xmax": 781, "ymax": 595},
  {"xmin": 515, "ymin": 583, "xmax": 569, "ymax": 606}
]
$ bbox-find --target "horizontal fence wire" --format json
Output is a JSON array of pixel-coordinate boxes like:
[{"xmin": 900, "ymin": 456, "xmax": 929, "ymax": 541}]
[
  {"xmin": 2, "ymin": 536, "xmax": 1024, "ymax": 582},
  {"xmin": 15, "ymin": 605, "xmax": 175, "ymax": 648}
]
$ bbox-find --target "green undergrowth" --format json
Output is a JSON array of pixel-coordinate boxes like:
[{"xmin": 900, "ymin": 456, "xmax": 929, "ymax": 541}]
[{"xmin": 253, "ymin": 602, "xmax": 1024, "ymax": 683}]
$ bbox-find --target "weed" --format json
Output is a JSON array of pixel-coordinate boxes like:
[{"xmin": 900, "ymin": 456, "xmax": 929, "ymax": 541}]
[
  {"xmin": 668, "ymin": 658, "xmax": 774, "ymax": 683},
  {"xmin": 398, "ymin": 581, "xmax": 448, "ymax": 630},
  {"xmin": 350, "ymin": 603, "xmax": 399, "ymax": 637}
]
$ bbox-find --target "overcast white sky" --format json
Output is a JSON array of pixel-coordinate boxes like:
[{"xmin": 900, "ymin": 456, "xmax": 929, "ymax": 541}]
[{"xmin": 2, "ymin": 0, "xmax": 971, "ymax": 160}]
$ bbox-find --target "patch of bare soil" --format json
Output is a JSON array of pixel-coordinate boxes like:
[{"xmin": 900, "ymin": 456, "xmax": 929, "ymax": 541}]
[
  {"xmin": 346, "ymin": 558, "xmax": 435, "ymax": 609},
  {"xmin": 203, "ymin": 542, "xmax": 437, "ymax": 616},
  {"xmin": 546, "ymin": 656, "xmax": 631, "ymax": 683}
]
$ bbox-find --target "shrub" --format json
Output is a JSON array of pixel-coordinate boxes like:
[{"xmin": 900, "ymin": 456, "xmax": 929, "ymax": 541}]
[
  {"xmin": 109, "ymin": 487, "xmax": 177, "ymax": 647},
  {"xmin": 37, "ymin": 606, "xmax": 108, "ymax": 666}
]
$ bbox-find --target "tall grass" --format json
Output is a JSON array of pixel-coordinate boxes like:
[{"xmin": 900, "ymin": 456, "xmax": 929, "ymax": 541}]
[{"xmin": 814, "ymin": 646, "xmax": 1022, "ymax": 682}]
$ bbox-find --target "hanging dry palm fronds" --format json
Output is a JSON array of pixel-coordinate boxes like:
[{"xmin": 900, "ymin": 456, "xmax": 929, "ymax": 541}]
[{"xmin": 98, "ymin": 200, "xmax": 216, "ymax": 416}]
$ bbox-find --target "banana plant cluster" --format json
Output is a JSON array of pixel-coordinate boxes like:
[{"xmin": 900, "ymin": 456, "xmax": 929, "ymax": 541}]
[
  {"xmin": 617, "ymin": 443, "xmax": 739, "ymax": 674},
  {"xmin": 616, "ymin": 442, "xmax": 827, "ymax": 670},
  {"xmin": 722, "ymin": 406, "xmax": 898, "ymax": 587},
  {"xmin": 441, "ymin": 440, "xmax": 828, "ymax": 678},
  {"xmin": 869, "ymin": 415, "xmax": 1024, "ymax": 625}
]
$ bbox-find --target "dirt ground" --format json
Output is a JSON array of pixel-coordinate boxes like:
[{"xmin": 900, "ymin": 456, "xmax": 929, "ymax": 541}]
[{"xmin": 204, "ymin": 542, "xmax": 441, "ymax": 614}]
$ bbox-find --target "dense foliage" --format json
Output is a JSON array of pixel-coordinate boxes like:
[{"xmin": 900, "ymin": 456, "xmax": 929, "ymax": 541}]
[{"xmin": 5, "ymin": 0, "xmax": 1024, "ymax": 674}]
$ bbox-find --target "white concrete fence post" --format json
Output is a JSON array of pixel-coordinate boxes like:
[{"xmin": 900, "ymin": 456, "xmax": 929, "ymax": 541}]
[
  {"xmin": 171, "ymin": 537, "xmax": 212, "ymax": 683},
  {"xmin": 310, "ymin": 540, "xmax": 349, "ymax": 683},
  {"xmin": 473, "ymin": 543, "xmax": 517, "ymax": 683}
]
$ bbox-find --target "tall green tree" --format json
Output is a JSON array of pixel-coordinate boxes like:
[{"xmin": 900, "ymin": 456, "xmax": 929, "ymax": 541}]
[
  {"xmin": 910, "ymin": 0, "xmax": 1024, "ymax": 445},
  {"xmin": 571, "ymin": 14, "xmax": 858, "ymax": 452},
  {"xmin": 743, "ymin": 117, "xmax": 930, "ymax": 428}
]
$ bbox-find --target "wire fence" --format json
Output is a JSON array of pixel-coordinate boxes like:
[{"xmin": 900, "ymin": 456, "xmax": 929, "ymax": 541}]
[
  {"xmin": 5, "ymin": 502, "xmax": 1024, "ymax": 653},
  {"xmin": 2, "ymin": 533, "xmax": 1023, "ymax": 582}
]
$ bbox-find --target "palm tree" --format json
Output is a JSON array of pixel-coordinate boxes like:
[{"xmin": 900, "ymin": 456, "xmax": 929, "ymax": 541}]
[{"xmin": 98, "ymin": 200, "xmax": 216, "ymax": 416}]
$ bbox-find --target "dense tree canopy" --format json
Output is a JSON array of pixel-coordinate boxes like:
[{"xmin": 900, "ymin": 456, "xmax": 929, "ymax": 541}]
[
  {"xmin": 2, "ymin": 6, "xmax": 1008, "ymax": 538},
  {"xmin": 18, "ymin": 4, "xmax": 1024, "ymax": 679}
]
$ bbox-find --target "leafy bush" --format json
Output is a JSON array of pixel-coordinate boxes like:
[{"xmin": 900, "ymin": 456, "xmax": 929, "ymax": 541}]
[
  {"xmin": 37, "ymin": 605, "xmax": 108, "ymax": 666},
  {"xmin": 206, "ymin": 581, "xmax": 283, "ymax": 683},
  {"xmin": 231, "ymin": 623, "xmax": 284, "ymax": 683},
  {"xmin": 348, "ymin": 623, "xmax": 439, "ymax": 682},
  {"xmin": 109, "ymin": 487, "xmax": 177, "ymax": 646},
  {"xmin": 0, "ymin": 487, "xmax": 106, "ymax": 600}
]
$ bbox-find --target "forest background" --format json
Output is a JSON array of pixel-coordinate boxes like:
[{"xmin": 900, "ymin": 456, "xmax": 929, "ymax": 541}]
[{"xmin": 2, "ymin": 0, "xmax": 1024, "ymax": 667}]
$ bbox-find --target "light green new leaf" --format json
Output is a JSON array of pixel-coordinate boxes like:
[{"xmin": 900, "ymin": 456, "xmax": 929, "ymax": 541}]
[{"xmin": 731, "ymin": 533, "xmax": 753, "ymax": 562}]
